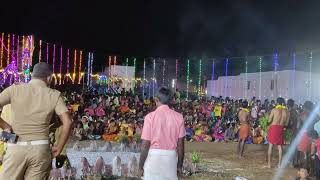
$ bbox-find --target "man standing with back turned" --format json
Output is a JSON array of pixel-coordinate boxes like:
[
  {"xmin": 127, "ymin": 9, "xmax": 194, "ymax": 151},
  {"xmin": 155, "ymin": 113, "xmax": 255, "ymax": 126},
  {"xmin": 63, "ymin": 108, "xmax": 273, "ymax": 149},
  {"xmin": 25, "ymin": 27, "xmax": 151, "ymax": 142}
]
[
  {"xmin": 139, "ymin": 87, "xmax": 185, "ymax": 180},
  {"xmin": 0, "ymin": 62, "xmax": 72, "ymax": 180},
  {"xmin": 267, "ymin": 97, "xmax": 289, "ymax": 168}
]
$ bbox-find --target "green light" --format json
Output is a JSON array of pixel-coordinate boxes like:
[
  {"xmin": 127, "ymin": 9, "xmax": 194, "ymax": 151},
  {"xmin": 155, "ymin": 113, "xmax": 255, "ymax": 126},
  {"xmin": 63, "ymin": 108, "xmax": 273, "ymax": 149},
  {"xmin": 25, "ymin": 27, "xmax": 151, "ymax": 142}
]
[{"xmin": 187, "ymin": 59, "xmax": 190, "ymax": 100}]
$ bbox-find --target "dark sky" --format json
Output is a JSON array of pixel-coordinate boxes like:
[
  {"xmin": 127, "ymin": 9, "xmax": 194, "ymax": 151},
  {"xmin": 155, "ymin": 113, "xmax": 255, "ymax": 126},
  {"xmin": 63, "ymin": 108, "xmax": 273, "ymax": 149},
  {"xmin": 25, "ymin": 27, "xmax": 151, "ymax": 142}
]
[{"xmin": 1, "ymin": 0, "xmax": 320, "ymax": 77}]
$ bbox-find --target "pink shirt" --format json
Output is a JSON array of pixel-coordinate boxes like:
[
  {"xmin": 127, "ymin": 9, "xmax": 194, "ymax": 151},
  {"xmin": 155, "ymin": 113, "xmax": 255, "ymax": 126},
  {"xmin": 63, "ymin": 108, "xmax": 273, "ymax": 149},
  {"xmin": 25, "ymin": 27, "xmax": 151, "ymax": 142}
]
[{"xmin": 141, "ymin": 105, "xmax": 186, "ymax": 150}]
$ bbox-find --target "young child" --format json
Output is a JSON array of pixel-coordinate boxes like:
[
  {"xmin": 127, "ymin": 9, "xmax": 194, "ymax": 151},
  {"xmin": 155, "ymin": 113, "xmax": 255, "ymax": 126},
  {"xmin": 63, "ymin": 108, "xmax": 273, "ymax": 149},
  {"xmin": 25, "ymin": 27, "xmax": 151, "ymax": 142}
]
[{"xmin": 295, "ymin": 167, "xmax": 312, "ymax": 180}]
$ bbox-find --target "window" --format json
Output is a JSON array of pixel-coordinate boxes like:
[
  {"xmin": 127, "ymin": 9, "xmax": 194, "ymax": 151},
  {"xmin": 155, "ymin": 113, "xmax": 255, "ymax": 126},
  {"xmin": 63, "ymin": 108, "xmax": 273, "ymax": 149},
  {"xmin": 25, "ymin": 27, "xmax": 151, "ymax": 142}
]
[
  {"xmin": 247, "ymin": 81, "xmax": 251, "ymax": 90},
  {"xmin": 271, "ymin": 80, "xmax": 274, "ymax": 90}
]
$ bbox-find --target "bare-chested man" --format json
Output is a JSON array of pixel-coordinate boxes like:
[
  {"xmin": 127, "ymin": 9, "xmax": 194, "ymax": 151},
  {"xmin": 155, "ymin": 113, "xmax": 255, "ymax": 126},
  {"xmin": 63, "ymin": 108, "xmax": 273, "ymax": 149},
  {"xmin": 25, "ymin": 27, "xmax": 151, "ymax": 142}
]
[
  {"xmin": 267, "ymin": 97, "xmax": 289, "ymax": 168},
  {"xmin": 237, "ymin": 100, "xmax": 250, "ymax": 158}
]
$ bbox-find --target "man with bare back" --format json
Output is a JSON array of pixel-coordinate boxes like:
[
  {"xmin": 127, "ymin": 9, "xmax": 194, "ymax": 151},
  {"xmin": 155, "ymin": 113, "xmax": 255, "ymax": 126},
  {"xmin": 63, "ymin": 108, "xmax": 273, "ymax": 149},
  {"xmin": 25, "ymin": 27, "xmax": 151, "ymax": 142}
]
[
  {"xmin": 237, "ymin": 100, "xmax": 250, "ymax": 158},
  {"xmin": 267, "ymin": 97, "xmax": 289, "ymax": 168}
]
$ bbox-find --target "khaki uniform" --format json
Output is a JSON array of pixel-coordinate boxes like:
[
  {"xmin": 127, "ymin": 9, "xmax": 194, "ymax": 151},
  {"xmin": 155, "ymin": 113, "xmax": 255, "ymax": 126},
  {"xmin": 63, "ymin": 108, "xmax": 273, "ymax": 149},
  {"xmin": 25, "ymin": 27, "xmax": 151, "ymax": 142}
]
[{"xmin": 0, "ymin": 79, "xmax": 68, "ymax": 180}]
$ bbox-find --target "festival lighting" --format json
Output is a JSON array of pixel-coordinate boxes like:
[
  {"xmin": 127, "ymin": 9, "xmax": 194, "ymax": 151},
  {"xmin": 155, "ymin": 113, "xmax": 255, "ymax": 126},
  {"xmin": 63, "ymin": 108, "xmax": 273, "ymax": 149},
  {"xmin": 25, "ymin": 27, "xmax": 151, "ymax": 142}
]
[
  {"xmin": 245, "ymin": 60, "xmax": 248, "ymax": 99},
  {"xmin": 59, "ymin": 46, "xmax": 63, "ymax": 85},
  {"xmin": 224, "ymin": 58, "xmax": 229, "ymax": 97},
  {"xmin": 198, "ymin": 59, "xmax": 202, "ymax": 98},
  {"xmin": 67, "ymin": 49, "xmax": 70, "ymax": 74},
  {"xmin": 78, "ymin": 50, "xmax": 82, "ymax": 84},
  {"xmin": 186, "ymin": 59, "xmax": 190, "ymax": 100},
  {"xmin": 152, "ymin": 59, "xmax": 156, "ymax": 97},
  {"xmin": 176, "ymin": 59, "xmax": 179, "ymax": 84},
  {"xmin": 143, "ymin": 59, "xmax": 146, "ymax": 99},
  {"xmin": 87, "ymin": 52, "xmax": 91, "ymax": 88},
  {"xmin": 90, "ymin": 53, "xmax": 93, "ymax": 87},
  {"xmin": 46, "ymin": 43, "xmax": 49, "ymax": 63},
  {"xmin": 16, "ymin": 36, "xmax": 19, "ymax": 66},
  {"xmin": 7, "ymin": 34, "xmax": 10, "ymax": 65},
  {"xmin": 108, "ymin": 56, "xmax": 111, "ymax": 77},
  {"xmin": 39, "ymin": 40, "xmax": 42, "ymax": 63},
  {"xmin": 0, "ymin": 33, "xmax": 4, "ymax": 67},
  {"xmin": 53, "ymin": 44, "xmax": 56, "ymax": 73},
  {"xmin": 73, "ymin": 49, "xmax": 77, "ymax": 83},
  {"xmin": 12, "ymin": 35, "xmax": 15, "ymax": 57},
  {"xmin": 126, "ymin": 57, "xmax": 128, "ymax": 84},
  {"xmin": 259, "ymin": 56, "xmax": 262, "ymax": 100},
  {"xmin": 308, "ymin": 51, "xmax": 312, "ymax": 100},
  {"xmin": 162, "ymin": 59, "xmax": 165, "ymax": 86},
  {"xmin": 133, "ymin": 57, "xmax": 136, "ymax": 76}
]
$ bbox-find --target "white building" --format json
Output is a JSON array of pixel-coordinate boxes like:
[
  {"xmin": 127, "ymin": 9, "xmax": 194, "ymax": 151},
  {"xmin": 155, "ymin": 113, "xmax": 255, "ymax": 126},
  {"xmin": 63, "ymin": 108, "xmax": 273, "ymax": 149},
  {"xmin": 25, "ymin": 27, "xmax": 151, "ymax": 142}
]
[{"xmin": 206, "ymin": 70, "xmax": 320, "ymax": 103}]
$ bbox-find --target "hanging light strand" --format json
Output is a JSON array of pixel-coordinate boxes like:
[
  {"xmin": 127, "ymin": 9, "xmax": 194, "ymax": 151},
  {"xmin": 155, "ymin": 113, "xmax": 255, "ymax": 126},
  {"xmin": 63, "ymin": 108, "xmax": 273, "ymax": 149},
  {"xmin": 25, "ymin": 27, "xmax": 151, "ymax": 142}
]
[
  {"xmin": 78, "ymin": 50, "xmax": 82, "ymax": 84},
  {"xmin": 309, "ymin": 52, "xmax": 312, "ymax": 100},
  {"xmin": 162, "ymin": 59, "xmax": 165, "ymax": 86},
  {"xmin": 259, "ymin": 56, "xmax": 262, "ymax": 100},
  {"xmin": 53, "ymin": 44, "xmax": 56, "ymax": 73},
  {"xmin": 198, "ymin": 59, "xmax": 202, "ymax": 98},
  {"xmin": 0, "ymin": 33, "xmax": 4, "ymax": 67},
  {"xmin": 152, "ymin": 59, "xmax": 156, "ymax": 97},
  {"xmin": 59, "ymin": 46, "xmax": 63, "ymax": 85},
  {"xmin": 39, "ymin": 40, "xmax": 42, "ymax": 63},
  {"xmin": 16, "ymin": 35, "xmax": 19, "ymax": 66},
  {"xmin": 7, "ymin": 34, "xmax": 10, "ymax": 65},
  {"xmin": 143, "ymin": 59, "xmax": 146, "ymax": 99},
  {"xmin": 186, "ymin": 59, "xmax": 190, "ymax": 100},
  {"xmin": 224, "ymin": 58, "xmax": 229, "ymax": 97},
  {"xmin": 245, "ymin": 60, "xmax": 248, "ymax": 99},
  {"xmin": 67, "ymin": 48, "xmax": 70, "ymax": 74}
]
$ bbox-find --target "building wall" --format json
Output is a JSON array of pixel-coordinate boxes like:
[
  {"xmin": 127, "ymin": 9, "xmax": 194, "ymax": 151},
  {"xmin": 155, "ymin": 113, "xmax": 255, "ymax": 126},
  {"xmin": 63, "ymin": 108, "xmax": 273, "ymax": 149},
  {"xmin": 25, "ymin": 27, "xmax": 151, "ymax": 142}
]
[{"xmin": 207, "ymin": 70, "xmax": 320, "ymax": 103}]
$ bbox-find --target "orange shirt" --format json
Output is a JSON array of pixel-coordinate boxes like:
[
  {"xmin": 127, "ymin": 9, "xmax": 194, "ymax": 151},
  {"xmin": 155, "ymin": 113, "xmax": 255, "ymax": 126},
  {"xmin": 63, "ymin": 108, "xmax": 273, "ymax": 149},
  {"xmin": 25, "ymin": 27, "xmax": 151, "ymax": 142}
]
[{"xmin": 141, "ymin": 105, "xmax": 186, "ymax": 150}]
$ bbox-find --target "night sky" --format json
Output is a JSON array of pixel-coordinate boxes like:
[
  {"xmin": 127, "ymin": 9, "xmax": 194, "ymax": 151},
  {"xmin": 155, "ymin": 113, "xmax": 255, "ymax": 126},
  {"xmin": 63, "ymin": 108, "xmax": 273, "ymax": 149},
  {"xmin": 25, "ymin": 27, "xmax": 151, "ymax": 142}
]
[{"xmin": 1, "ymin": 0, "xmax": 320, "ymax": 78}]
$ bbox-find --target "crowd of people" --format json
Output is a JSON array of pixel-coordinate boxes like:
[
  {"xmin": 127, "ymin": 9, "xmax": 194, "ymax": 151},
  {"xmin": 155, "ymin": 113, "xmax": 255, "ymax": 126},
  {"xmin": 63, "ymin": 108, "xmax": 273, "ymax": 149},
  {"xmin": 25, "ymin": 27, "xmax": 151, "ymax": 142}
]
[{"xmin": 56, "ymin": 85, "xmax": 320, "ymax": 178}]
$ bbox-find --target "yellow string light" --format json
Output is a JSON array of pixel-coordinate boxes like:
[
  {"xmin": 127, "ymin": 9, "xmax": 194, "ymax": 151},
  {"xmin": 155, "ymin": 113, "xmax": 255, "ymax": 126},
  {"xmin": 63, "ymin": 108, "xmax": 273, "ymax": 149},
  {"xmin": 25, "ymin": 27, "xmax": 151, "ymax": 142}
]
[
  {"xmin": 7, "ymin": 34, "xmax": 10, "ymax": 65},
  {"xmin": 39, "ymin": 40, "xmax": 42, "ymax": 63},
  {"xmin": 78, "ymin": 50, "xmax": 82, "ymax": 84},
  {"xmin": 0, "ymin": 33, "xmax": 4, "ymax": 67},
  {"xmin": 73, "ymin": 49, "xmax": 77, "ymax": 83}
]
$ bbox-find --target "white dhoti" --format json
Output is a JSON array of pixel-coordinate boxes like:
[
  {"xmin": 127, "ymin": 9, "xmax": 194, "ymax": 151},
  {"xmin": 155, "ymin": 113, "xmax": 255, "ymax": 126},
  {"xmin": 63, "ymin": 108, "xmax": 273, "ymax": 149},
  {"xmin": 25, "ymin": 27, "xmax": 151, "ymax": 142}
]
[{"xmin": 144, "ymin": 149, "xmax": 177, "ymax": 180}]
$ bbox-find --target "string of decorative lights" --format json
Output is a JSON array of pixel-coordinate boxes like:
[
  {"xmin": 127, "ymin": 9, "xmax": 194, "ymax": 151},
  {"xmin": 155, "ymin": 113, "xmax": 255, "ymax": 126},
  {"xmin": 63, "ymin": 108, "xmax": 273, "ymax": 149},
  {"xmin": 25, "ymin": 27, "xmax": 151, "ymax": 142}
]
[
  {"xmin": 73, "ymin": 49, "xmax": 77, "ymax": 83},
  {"xmin": 186, "ymin": 59, "xmax": 190, "ymax": 100},
  {"xmin": 78, "ymin": 50, "xmax": 82, "ymax": 84},
  {"xmin": 53, "ymin": 44, "xmax": 56, "ymax": 73},
  {"xmin": 0, "ymin": 33, "xmax": 3, "ymax": 67},
  {"xmin": 143, "ymin": 59, "xmax": 146, "ymax": 99},
  {"xmin": 259, "ymin": 56, "xmax": 262, "ymax": 100},
  {"xmin": 87, "ymin": 52, "xmax": 91, "ymax": 88},
  {"xmin": 39, "ymin": 40, "xmax": 42, "ymax": 63},
  {"xmin": 224, "ymin": 58, "xmax": 229, "ymax": 97},
  {"xmin": 152, "ymin": 59, "xmax": 156, "ymax": 97},
  {"xmin": 12, "ymin": 35, "xmax": 15, "ymax": 58},
  {"xmin": 198, "ymin": 59, "xmax": 202, "ymax": 98},
  {"xmin": 162, "ymin": 59, "xmax": 165, "ymax": 86},
  {"xmin": 16, "ymin": 35, "xmax": 19, "ymax": 67},
  {"xmin": 7, "ymin": 34, "xmax": 10, "ymax": 65},
  {"xmin": 67, "ymin": 48, "xmax": 70, "ymax": 74},
  {"xmin": 59, "ymin": 46, "xmax": 63, "ymax": 85},
  {"xmin": 90, "ymin": 53, "xmax": 93, "ymax": 87},
  {"xmin": 125, "ymin": 57, "xmax": 128, "ymax": 88},
  {"xmin": 212, "ymin": 59, "xmax": 215, "ymax": 95},
  {"xmin": 245, "ymin": 60, "xmax": 248, "ymax": 99},
  {"xmin": 308, "ymin": 51, "xmax": 312, "ymax": 100}
]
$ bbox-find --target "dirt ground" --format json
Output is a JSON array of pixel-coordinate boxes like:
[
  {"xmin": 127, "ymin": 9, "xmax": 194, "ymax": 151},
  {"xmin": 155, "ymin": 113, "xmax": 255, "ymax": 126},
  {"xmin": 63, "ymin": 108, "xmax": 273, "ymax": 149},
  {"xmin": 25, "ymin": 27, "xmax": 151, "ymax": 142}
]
[
  {"xmin": 183, "ymin": 142, "xmax": 299, "ymax": 180},
  {"xmin": 68, "ymin": 141, "xmax": 305, "ymax": 180}
]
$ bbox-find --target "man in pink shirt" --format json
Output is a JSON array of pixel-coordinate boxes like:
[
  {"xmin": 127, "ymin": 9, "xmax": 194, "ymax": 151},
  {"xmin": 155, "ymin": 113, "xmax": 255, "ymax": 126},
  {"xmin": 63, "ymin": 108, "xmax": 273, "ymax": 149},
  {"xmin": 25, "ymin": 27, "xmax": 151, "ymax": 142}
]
[{"xmin": 139, "ymin": 87, "xmax": 185, "ymax": 180}]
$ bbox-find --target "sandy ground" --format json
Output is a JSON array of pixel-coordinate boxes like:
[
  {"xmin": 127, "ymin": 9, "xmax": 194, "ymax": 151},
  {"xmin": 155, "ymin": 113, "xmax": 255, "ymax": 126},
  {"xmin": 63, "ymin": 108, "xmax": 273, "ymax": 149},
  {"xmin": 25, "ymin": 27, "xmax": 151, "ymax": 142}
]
[
  {"xmin": 68, "ymin": 141, "xmax": 303, "ymax": 180},
  {"xmin": 183, "ymin": 142, "xmax": 299, "ymax": 180}
]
